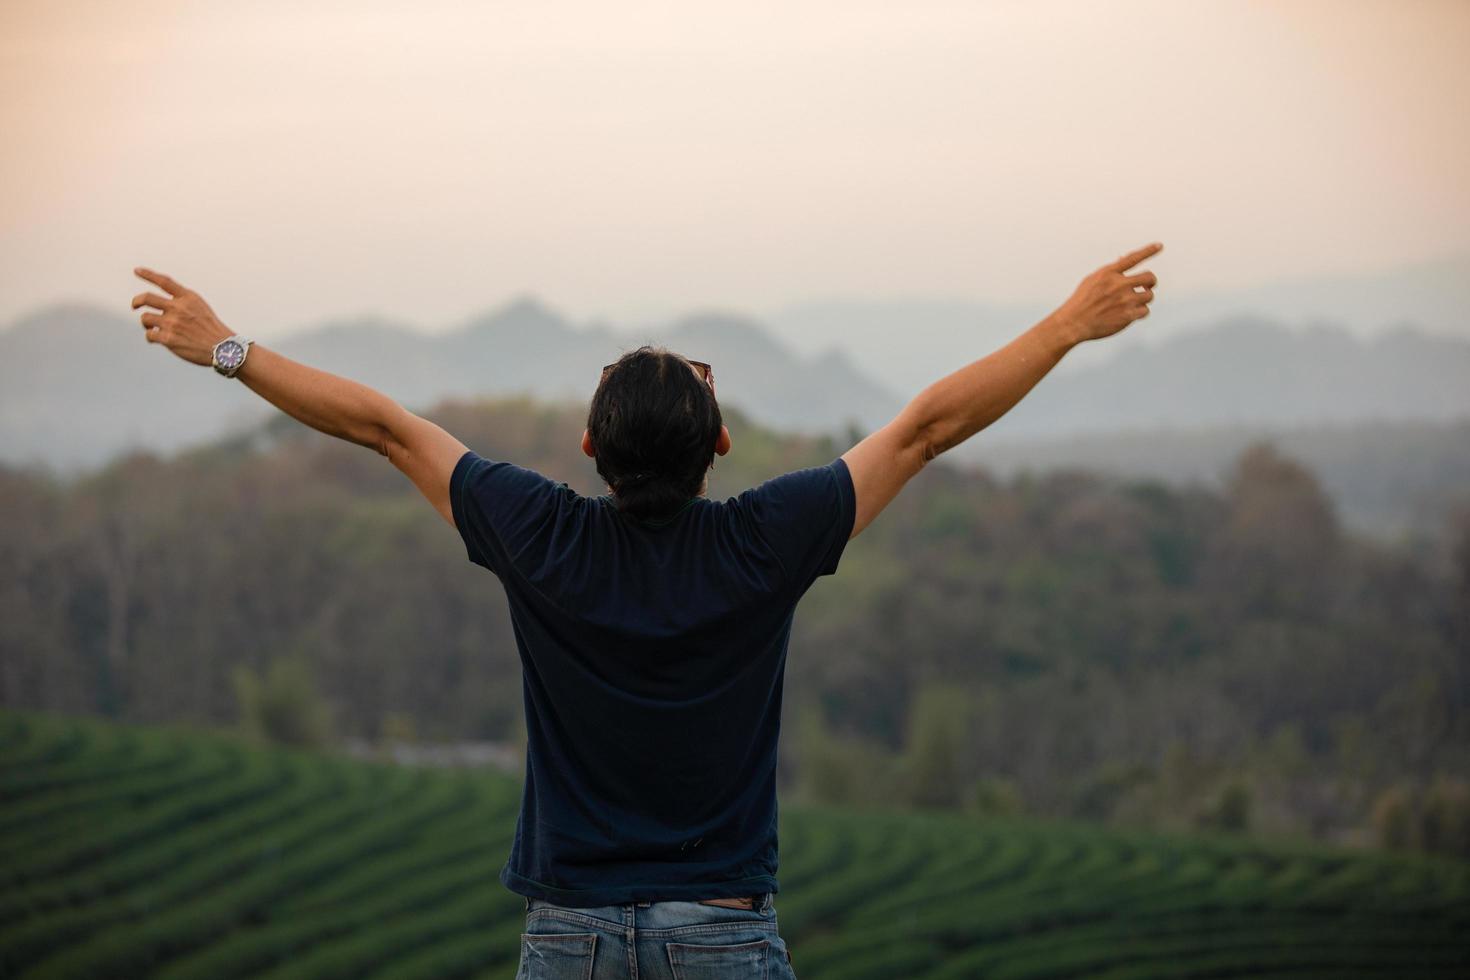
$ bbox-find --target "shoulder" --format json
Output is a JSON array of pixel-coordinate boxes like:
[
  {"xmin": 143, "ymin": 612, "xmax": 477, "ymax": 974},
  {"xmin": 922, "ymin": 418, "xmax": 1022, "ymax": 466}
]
[
  {"xmin": 722, "ymin": 456, "xmax": 856, "ymax": 586},
  {"xmin": 450, "ymin": 451, "xmax": 593, "ymax": 571},
  {"xmin": 730, "ymin": 457, "xmax": 854, "ymax": 516},
  {"xmin": 452, "ymin": 451, "xmax": 576, "ymax": 504}
]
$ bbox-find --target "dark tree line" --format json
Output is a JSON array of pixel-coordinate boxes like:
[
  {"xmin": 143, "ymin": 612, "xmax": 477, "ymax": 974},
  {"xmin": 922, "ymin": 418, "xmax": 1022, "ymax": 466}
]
[{"xmin": 2, "ymin": 397, "xmax": 1466, "ymax": 855}]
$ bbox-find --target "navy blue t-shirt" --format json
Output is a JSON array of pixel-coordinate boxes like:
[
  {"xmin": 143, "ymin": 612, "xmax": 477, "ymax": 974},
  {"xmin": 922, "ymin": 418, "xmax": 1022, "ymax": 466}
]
[{"xmin": 449, "ymin": 449, "xmax": 856, "ymax": 907}]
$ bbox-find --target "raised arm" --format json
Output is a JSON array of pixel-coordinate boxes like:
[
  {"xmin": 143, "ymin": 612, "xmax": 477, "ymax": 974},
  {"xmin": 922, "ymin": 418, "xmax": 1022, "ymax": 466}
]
[
  {"xmin": 841, "ymin": 242, "xmax": 1162, "ymax": 538},
  {"xmin": 130, "ymin": 268, "xmax": 468, "ymax": 529}
]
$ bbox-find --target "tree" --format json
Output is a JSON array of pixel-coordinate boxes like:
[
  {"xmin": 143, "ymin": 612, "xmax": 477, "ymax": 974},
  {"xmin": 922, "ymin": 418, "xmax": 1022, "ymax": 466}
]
[
  {"xmin": 900, "ymin": 682, "xmax": 972, "ymax": 809},
  {"xmin": 966, "ymin": 776, "xmax": 1024, "ymax": 818},
  {"xmin": 1197, "ymin": 779, "xmax": 1252, "ymax": 833},
  {"xmin": 1421, "ymin": 776, "xmax": 1470, "ymax": 859},
  {"xmin": 232, "ymin": 655, "xmax": 335, "ymax": 748},
  {"xmin": 1370, "ymin": 785, "xmax": 1416, "ymax": 851},
  {"xmin": 1207, "ymin": 442, "xmax": 1342, "ymax": 618}
]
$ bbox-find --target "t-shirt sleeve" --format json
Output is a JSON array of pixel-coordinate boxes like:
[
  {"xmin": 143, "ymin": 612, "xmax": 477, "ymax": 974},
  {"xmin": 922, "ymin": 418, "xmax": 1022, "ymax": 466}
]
[
  {"xmin": 449, "ymin": 449, "xmax": 570, "ymax": 577},
  {"xmin": 736, "ymin": 456, "xmax": 856, "ymax": 595}
]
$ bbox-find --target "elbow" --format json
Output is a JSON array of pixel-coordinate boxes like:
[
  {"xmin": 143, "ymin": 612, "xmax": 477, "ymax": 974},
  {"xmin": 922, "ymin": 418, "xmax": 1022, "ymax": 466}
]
[
  {"xmin": 911, "ymin": 418, "xmax": 945, "ymax": 467},
  {"xmin": 919, "ymin": 433, "xmax": 941, "ymax": 464},
  {"xmin": 370, "ymin": 400, "xmax": 410, "ymax": 459},
  {"xmin": 901, "ymin": 393, "xmax": 947, "ymax": 466},
  {"xmin": 372, "ymin": 424, "xmax": 395, "ymax": 459}
]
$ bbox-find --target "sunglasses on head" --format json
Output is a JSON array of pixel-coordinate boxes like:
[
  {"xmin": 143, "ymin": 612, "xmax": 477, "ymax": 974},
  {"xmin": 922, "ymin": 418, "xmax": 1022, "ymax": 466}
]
[{"xmin": 601, "ymin": 358, "xmax": 714, "ymax": 388}]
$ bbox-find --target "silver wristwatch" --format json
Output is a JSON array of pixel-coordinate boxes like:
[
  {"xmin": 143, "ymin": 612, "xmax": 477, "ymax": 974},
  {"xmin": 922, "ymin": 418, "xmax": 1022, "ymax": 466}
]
[{"xmin": 211, "ymin": 334, "xmax": 254, "ymax": 378}]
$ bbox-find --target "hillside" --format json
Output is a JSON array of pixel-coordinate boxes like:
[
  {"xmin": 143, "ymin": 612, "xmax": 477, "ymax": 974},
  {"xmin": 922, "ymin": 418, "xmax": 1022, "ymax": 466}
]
[
  {"xmin": 2, "ymin": 396, "xmax": 1466, "ymax": 854},
  {"xmin": 952, "ymin": 417, "xmax": 1470, "ymax": 540},
  {"xmin": 2, "ymin": 709, "xmax": 1466, "ymax": 980}
]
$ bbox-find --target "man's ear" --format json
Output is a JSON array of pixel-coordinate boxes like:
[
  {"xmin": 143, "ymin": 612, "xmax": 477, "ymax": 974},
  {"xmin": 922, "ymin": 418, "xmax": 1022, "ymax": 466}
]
[
  {"xmin": 581, "ymin": 429, "xmax": 596, "ymax": 458},
  {"xmin": 714, "ymin": 425, "xmax": 731, "ymax": 456}
]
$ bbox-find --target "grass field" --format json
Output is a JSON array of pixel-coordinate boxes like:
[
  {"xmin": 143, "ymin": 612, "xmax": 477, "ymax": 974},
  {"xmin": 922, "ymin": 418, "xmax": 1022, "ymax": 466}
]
[{"xmin": 1, "ymin": 709, "xmax": 1466, "ymax": 979}]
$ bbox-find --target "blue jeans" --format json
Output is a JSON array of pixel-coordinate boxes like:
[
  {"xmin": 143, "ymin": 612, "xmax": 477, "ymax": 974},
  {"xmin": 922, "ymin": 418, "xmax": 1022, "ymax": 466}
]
[{"xmin": 516, "ymin": 891, "xmax": 798, "ymax": 979}]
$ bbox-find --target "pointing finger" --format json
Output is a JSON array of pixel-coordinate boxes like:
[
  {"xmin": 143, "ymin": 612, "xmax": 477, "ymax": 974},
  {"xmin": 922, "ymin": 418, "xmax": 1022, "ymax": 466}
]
[
  {"xmin": 131, "ymin": 291, "xmax": 171, "ymax": 311},
  {"xmin": 1108, "ymin": 242, "xmax": 1163, "ymax": 273},
  {"xmin": 134, "ymin": 267, "xmax": 185, "ymax": 296}
]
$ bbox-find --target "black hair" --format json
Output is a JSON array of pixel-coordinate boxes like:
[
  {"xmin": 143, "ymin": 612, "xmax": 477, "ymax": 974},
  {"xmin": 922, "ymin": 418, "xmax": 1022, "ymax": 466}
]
[{"xmin": 587, "ymin": 345, "xmax": 722, "ymax": 521}]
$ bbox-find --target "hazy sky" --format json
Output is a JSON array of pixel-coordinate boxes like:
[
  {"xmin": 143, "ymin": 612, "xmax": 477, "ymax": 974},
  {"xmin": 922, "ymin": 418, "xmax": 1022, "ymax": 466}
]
[{"xmin": 2, "ymin": 0, "xmax": 1467, "ymax": 340}]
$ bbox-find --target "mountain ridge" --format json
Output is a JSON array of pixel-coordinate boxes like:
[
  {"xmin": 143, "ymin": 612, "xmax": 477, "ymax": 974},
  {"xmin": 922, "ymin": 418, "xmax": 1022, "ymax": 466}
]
[{"xmin": 3, "ymin": 299, "xmax": 1468, "ymax": 479}]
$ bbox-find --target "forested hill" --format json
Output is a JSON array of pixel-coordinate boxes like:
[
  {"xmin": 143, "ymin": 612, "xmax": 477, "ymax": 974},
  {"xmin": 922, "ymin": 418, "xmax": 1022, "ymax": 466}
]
[{"xmin": 1, "ymin": 396, "xmax": 1466, "ymax": 855}]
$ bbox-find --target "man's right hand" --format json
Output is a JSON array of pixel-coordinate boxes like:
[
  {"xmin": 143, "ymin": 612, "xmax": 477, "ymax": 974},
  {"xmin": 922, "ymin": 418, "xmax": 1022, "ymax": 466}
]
[
  {"xmin": 1052, "ymin": 242, "xmax": 1162, "ymax": 344},
  {"xmin": 840, "ymin": 241, "xmax": 1165, "ymax": 539}
]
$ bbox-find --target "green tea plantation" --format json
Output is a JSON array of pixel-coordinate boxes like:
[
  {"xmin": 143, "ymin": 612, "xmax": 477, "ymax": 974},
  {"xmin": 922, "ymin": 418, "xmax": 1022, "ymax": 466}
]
[{"xmin": 1, "ymin": 710, "xmax": 1466, "ymax": 979}]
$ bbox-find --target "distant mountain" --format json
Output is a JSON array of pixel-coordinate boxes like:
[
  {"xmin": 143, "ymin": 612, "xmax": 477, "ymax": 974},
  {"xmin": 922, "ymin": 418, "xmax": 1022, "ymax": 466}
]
[
  {"xmin": 767, "ymin": 250, "xmax": 1470, "ymax": 395},
  {"xmin": 4, "ymin": 299, "xmax": 1469, "ymax": 477},
  {"xmin": 979, "ymin": 314, "xmax": 1470, "ymax": 439},
  {"xmin": 0, "ymin": 298, "xmax": 901, "ymax": 474},
  {"xmin": 1137, "ymin": 249, "xmax": 1470, "ymax": 341}
]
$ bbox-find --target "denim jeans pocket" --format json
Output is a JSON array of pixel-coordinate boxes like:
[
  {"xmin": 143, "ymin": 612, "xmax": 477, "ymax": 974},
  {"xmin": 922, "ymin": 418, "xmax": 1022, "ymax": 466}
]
[
  {"xmin": 519, "ymin": 930, "xmax": 598, "ymax": 980},
  {"xmin": 666, "ymin": 935, "xmax": 772, "ymax": 980}
]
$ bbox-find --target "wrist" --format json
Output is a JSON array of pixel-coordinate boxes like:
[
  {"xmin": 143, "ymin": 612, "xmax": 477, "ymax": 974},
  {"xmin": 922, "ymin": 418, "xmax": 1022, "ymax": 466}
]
[
  {"xmin": 1039, "ymin": 311, "xmax": 1086, "ymax": 353},
  {"xmin": 232, "ymin": 340, "xmax": 259, "ymax": 379},
  {"xmin": 211, "ymin": 333, "xmax": 254, "ymax": 378}
]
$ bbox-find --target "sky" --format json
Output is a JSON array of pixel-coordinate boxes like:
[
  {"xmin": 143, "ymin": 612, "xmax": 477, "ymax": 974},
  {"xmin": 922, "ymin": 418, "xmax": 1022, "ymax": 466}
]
[{"xmin": 2, "ymin": 0, "xmax": 1468, "ymax": 341}]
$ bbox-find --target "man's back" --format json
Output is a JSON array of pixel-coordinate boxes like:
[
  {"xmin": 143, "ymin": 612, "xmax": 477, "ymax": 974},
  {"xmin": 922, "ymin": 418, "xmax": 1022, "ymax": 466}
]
[
  {"xmin": 131, "ymin": 243, "xmax": 1159, "ymax": 978},
  {"xmin": 449, "ymin": 449, "xmax": 856, "ymax": 907}
]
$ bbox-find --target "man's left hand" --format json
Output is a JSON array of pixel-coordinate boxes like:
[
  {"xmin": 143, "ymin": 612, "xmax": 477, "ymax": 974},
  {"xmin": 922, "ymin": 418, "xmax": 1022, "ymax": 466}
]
[{"xmin": 131, "ymin": 268, "xmax": 233, "ymax": 368}]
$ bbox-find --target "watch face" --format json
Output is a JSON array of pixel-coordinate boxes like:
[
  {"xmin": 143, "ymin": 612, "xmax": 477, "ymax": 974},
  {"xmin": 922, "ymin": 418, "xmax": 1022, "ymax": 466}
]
[{"xmin": 216, "ymin": 340, "xmax": 245, "ymax": 370}]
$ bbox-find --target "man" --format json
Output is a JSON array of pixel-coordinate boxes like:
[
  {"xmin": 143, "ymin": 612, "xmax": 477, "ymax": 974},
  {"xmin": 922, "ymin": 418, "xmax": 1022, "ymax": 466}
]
[{"xmin": 130, "ymin": 242, "xmax": 1160, "ymax": 978}]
